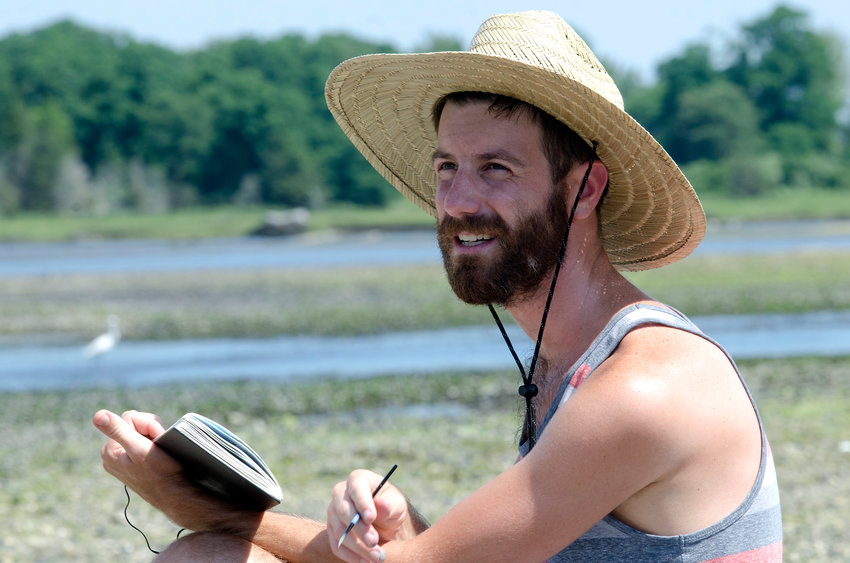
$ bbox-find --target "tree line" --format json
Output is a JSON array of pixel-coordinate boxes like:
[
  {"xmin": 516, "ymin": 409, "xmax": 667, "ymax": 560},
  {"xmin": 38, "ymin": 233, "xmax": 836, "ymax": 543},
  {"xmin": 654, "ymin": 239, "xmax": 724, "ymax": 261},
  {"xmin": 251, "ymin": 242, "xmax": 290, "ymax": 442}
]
[{"xmin": 0, "ymin": 4, "xmax": 847, "ymax": 215}]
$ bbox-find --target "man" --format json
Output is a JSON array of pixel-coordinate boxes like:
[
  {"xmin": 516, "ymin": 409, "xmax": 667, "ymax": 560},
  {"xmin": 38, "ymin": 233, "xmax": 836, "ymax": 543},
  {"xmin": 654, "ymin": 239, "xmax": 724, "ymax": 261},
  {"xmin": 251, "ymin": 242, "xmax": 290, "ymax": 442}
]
[{"xmin": 94, "ymin": 10, "xmax": 782, "ymax": 561}]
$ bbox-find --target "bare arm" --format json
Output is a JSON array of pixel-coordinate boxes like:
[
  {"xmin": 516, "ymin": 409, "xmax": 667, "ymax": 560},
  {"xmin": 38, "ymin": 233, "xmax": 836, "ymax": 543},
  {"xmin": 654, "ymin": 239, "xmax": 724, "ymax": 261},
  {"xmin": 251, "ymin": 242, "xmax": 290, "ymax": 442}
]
[
  {"xmin": 327, "ymin": 328, "xmax": 757, "ymax": 562},
  {"xmin": 325, "ymin": 396, "xmax": 675, "ymax": 561}
]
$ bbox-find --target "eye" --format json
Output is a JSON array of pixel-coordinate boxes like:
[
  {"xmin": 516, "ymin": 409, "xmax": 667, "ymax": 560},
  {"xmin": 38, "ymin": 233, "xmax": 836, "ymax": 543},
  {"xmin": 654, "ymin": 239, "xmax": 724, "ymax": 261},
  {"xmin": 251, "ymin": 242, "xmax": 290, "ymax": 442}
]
[
  {"xmin": 435, "ymin": 161, "xmax": 457, "ymax": 179},
  {"xmin": 482, "ymin": 162, "xmax": 511, "ymax": 178}
]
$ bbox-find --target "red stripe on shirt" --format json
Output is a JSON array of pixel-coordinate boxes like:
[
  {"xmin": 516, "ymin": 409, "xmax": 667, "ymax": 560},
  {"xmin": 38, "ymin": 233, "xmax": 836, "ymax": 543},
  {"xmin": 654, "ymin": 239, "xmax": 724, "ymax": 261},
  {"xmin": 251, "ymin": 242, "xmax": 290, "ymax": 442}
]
[{"xmin": 703, "ymin": 540, "xmax": 782, "ymax": 562}]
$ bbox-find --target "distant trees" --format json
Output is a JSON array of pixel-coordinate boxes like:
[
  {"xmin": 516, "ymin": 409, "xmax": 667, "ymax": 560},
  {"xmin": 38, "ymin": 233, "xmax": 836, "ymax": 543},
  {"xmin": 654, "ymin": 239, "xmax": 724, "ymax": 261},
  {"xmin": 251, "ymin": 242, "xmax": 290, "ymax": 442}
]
[
  {"xmin": 0, "ymin": 22, "xmax": 413, "ymax": 214},
  {"xmin": 0, "ymin": 5, "xmax": 846, "ymax": 216},
  {"xmin": 628, "ymin": 5, "xmax": 848, "ymax": 197}
]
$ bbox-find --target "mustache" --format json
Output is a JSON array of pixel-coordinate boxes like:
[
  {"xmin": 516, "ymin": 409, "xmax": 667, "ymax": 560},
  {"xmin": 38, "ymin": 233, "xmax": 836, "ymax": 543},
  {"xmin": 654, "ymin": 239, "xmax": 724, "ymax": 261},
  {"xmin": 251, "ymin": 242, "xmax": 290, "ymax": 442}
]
[{"xmin": 437, "ymin": 214, "xmax": 509, "ymax": 237}]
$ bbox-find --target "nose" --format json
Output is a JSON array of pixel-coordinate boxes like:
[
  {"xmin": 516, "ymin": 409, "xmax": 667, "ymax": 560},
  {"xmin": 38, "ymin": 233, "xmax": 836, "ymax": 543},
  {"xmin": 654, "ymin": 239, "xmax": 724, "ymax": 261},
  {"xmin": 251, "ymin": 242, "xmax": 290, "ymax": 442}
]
[{"xmin": 436, "ymin": 167, "xmax": 483, "ymax": 218}]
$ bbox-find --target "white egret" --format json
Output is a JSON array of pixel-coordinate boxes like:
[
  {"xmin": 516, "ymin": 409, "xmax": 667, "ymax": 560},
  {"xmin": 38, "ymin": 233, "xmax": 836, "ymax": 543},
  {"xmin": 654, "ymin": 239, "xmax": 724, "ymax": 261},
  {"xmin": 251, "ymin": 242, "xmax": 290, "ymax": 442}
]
[{"xmin": 82, "ymin": 314, "xmax": 122, "ymax": 359}]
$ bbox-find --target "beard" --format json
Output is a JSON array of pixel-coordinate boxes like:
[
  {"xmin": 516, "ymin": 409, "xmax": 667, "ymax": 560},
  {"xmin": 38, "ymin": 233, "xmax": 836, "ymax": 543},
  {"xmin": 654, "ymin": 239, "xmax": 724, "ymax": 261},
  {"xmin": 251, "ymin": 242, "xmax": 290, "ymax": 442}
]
[{"xmin": 437, "ymin": 188, "xmax": 569, "ymax": 306}]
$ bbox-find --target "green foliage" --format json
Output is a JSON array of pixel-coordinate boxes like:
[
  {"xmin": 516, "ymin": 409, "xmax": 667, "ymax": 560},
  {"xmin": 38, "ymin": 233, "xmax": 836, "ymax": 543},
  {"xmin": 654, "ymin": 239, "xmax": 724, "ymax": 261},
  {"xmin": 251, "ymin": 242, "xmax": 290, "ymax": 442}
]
[
  {"xmin": 725, "ymin": 153, "xmax": 784, "ymax": 196},
  {"xmin": 0, "ymin": 22, "xmax": 395, "ymax": 214},
  {"xmin": 626, "ymin": 5, "xmax": 848, "ymax": 198},
  {"xmin": 13, "ymin": 103, "xmax": 76, "ymax": 210},
  {"xmin": 726, "ymin": 6, "xmax": 843, "ymax": 150},
  {"xmin": 667, "ymin": 80, "xmax": 761, "ymax": 162},
  {"xmin": 0, "ymin": 5, "xmax": 847, "ymax": 216},
  {"xmin": 687, "ymin": 153, "xmax": 784, "ymax": 197}
]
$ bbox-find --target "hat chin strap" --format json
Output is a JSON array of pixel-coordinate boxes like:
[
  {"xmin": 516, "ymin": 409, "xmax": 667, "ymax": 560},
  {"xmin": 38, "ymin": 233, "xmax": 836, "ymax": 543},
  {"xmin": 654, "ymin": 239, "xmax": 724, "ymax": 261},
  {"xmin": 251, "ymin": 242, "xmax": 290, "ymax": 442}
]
[{"xmin": 488, "ymin": 142, "xmax": 598, "ymax": 451}]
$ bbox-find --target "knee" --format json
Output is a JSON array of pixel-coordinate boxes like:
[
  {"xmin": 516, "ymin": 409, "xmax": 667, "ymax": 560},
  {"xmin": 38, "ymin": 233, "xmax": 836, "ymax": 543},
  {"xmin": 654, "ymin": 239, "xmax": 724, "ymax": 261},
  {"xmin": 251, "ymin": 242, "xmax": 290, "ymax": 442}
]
[{"xmin": 154, "ymin": 531, "xmax": 282, "ymax": 562}]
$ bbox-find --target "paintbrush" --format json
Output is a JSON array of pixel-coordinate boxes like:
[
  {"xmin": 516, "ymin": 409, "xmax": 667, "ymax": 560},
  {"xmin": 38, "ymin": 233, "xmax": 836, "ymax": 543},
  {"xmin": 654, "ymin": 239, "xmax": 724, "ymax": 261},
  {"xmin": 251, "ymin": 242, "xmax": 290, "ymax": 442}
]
[{"xmin": 337, "ymin": 464, "xmax": 398, "ymax": 549}]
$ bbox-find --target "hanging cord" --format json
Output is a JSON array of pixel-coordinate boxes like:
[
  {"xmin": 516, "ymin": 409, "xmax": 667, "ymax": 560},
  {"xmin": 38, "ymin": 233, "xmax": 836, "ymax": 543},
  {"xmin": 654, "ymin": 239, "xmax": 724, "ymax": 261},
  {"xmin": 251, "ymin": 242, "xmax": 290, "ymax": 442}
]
[
  {"xmin": 489, "ymin": 142, "xmax": 599, "ymax": 451},
  {"xmin": 123, "ymin": 485, "xmax": 186, "ymax": 554}
]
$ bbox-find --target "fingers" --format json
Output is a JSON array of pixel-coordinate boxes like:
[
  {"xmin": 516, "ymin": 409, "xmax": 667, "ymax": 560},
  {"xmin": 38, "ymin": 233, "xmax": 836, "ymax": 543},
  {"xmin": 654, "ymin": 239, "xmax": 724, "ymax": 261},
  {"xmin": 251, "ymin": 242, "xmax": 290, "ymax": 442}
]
[
  {"xmin": 121, "ymin": 410, "xmax": 166, "ymax": 440},
  {"xmin": 332, "ymin": 525, "xmax": 385, "ymax": 563},
  {"xmin": 347, "ymin": 470, "xmax": 381, "ymax": 525},
  {"xmin": 328, "ymin": 471, "xmax": 386, "ymax": 562},
  {"xmin": 93, "ymin": 409, "xmax": 156, "ymax": 463}
]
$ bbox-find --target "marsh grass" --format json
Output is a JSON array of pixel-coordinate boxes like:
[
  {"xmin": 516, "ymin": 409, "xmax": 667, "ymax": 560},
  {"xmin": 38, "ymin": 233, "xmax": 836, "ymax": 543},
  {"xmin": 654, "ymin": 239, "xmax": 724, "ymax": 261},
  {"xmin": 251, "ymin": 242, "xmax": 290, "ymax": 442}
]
[
  {"xmin": 626, "ymin": 251, "xmax": 850, "ymax": 314},
  {"xmin": 1, "ymin": 189, "xmax": 849, "ymax": 243},
  {"xmin": 0, "ymin": 207, "xmax": 269, "ymax": 242},
  {"xmin": 0, "ymin": 358, "xmax": 847, "ymax": 562},
  {"xmin": 2, "ymin": 250, "xmax": 849, "ymax": 342},
  {"xmin": 0, "ymin": 200, "xmax": 435, "ymax": 243},
  {"xmin": 700, "ymin": 188, "xmax": 850, "ymax": 221}
]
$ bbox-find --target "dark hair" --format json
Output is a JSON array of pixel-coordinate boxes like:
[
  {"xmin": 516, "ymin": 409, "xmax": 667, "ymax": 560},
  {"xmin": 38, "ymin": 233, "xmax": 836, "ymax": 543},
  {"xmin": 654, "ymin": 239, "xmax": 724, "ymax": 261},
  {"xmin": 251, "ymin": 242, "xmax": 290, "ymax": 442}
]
[{"xmin": 431, "ymin": 92, "xmax": 594, "ymax": 186}]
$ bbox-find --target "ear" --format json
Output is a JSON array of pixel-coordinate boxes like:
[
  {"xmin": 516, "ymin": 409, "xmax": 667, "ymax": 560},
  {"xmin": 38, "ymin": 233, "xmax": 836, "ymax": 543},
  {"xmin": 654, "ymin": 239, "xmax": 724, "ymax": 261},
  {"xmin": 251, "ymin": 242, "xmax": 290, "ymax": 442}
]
[{"xmin": 565, "ymin": 159, "xmax": 609, "ymax": 219}]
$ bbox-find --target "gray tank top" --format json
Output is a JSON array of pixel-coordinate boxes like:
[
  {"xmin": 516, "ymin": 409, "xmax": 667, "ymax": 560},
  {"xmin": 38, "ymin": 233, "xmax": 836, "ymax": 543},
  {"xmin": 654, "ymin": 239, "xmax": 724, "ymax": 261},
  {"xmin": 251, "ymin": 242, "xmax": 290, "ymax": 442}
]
[{"xmin": 518, "ymin": 303, "xmax": 783, "ymax": 562}]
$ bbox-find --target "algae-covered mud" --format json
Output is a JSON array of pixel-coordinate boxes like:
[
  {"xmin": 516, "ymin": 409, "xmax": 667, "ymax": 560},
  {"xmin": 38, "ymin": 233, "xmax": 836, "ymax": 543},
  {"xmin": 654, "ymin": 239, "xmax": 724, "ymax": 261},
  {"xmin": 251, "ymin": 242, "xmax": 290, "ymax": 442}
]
[{"xmin": 1, "ymin": 357, "xmax": 847, "ymax": 562}]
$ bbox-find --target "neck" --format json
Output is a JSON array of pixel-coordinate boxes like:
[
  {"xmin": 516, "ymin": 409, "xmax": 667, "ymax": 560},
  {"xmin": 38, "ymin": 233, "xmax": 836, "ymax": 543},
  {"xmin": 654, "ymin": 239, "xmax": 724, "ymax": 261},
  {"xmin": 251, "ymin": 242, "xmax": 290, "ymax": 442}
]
[{"xmin": 504, "ymin": 229, "xmax": 648, "ymax": 375}]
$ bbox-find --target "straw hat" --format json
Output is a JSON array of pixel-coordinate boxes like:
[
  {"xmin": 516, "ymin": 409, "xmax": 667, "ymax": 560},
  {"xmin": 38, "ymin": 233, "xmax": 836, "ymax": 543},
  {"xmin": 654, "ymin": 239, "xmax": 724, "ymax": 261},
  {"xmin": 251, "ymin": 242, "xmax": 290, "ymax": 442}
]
[{"xmin": 325, "ymin": 10, "xmax": 705, "ymax": 271}]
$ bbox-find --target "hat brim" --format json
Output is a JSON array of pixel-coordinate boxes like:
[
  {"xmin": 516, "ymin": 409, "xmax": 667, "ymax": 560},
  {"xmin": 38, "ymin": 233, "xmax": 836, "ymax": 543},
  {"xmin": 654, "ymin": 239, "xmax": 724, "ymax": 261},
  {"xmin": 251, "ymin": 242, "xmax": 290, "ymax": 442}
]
[{"xmin": 326, "ymin": 51, "xmax": 705, "ymax": 271}]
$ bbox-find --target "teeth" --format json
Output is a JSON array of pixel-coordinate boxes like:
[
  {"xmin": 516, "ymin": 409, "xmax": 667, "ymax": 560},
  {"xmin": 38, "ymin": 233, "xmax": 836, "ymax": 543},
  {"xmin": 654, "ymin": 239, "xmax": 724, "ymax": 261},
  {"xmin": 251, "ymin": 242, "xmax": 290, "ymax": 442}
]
[{"xmin": 458, "ymin": 234, "xmax": 493, "ymax": 246}]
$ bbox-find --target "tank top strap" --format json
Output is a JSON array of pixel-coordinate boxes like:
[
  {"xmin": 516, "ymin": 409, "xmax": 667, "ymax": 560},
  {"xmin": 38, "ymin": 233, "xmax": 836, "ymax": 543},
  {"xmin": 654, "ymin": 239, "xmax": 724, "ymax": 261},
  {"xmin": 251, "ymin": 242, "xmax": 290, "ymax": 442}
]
[
  {"xmin": 578, "ymin": 303, "xmax": 699, "ymax": 373},
  {"xmin": 521, "ymin": 303, "xmax": 701, "ymax": 455}
]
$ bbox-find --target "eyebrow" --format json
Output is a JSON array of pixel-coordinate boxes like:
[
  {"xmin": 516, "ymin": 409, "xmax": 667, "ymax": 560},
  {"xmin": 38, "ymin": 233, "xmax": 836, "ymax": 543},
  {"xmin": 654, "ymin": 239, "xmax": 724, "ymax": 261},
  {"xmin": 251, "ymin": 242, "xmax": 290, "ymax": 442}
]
[
  {"xmin": 431, "ymin": 149, "xmax": 527, "ymax": 168},
  {"xmin": 431, "ymin": 150, "xmax": 451, "ymax": 162}
]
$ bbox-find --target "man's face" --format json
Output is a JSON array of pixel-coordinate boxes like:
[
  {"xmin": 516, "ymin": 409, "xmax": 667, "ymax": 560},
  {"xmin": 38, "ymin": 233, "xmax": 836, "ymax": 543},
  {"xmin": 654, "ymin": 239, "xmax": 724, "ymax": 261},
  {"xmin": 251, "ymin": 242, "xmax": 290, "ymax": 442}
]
[{"xmin": 433, "ymin": 101, "xmax": 568, "ymax": 306}]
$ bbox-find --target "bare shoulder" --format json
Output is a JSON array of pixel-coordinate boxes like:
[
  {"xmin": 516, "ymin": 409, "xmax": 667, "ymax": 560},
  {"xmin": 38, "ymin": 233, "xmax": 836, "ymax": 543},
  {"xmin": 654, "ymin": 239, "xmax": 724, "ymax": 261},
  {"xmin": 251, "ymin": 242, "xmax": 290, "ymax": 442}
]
[
  {"xmin": 613, "ymin": 321, "xmax": 733, "ymax": 381},
  {"xmin": 563, "ymin": 323, "xmax": 762, "ymax": 534},
  {"xmin": 588, "ymin": 323, "xmax": 755, "ymax": 453}
]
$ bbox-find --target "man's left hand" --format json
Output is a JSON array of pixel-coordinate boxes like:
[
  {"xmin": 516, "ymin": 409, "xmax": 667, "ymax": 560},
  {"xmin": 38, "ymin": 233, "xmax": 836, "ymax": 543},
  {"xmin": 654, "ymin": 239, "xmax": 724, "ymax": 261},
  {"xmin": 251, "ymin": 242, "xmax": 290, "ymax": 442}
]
[{"xmin": 93, "ymin": 409, "xmax": 253, "ymax": 532}]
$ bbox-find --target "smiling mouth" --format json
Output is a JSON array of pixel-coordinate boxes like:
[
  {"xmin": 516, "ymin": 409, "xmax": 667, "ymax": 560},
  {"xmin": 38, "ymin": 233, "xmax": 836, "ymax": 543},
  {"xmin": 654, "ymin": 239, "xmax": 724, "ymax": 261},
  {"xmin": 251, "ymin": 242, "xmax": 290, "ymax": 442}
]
[{"xmin": 457, "ymin": 233, "xmax": 495, "ymax": 247}]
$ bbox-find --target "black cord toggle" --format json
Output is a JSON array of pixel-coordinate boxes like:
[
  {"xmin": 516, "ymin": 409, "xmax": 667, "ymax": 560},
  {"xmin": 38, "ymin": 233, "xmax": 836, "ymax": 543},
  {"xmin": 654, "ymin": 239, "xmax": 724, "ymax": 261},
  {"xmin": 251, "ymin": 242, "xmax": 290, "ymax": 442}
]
[{"xmin": 518, "ymin": 383, "xmax": 539, "ymax": 398}]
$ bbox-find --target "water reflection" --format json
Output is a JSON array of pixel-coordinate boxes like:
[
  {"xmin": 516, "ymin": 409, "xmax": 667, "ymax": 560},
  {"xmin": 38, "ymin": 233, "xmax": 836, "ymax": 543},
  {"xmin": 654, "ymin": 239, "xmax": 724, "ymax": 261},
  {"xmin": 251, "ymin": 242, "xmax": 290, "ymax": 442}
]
[{"xmin": 2, "ymin": 310, "xmax": 849, "ymax": 392}]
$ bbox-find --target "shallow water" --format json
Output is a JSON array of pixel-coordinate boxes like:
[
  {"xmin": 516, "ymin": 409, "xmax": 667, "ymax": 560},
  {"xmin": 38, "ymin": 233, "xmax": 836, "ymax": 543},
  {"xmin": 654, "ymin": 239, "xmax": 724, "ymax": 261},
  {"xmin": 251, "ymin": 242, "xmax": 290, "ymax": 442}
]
[
  {"xmin": 2, "ymin": 309, "xmax": 849, "ymax": 392},
  {"xmin": 1, "ymin": 220, "xmax": 849, "ymax": 277}
]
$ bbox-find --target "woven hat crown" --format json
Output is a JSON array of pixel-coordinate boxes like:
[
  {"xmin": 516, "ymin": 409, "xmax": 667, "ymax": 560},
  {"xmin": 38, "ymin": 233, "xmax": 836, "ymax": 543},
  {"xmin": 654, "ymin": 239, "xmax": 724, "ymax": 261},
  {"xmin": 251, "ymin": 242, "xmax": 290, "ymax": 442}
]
[
  {"xmin": 468, "ymin": 11, "xmax": 623, "ymax": 110},
  {"xmin": 325, "ymin": 10, "xmax": 705, "ymax": 271}
]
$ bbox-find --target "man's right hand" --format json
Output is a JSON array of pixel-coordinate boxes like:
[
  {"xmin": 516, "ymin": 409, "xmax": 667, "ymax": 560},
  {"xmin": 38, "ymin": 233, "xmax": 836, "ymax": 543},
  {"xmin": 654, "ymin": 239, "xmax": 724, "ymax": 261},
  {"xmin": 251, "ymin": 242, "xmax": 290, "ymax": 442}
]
[{"xmin": 327, "ymin": 468, "xmax": 424, "ymax": 562}]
